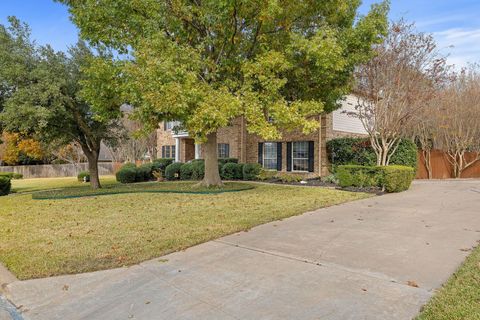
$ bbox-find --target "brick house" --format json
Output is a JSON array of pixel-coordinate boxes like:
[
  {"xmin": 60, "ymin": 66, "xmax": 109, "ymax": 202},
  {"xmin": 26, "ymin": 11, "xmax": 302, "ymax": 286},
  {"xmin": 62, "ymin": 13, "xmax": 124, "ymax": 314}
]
[{"xmin": 157, "ymin": 95, "xmax": 366, "ymax": 177}]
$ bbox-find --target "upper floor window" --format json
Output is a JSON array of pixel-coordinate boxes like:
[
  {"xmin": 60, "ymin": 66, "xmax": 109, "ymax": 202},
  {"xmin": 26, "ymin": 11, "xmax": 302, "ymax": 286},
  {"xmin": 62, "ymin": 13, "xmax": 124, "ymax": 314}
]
[
  {"xmin": 217, "ymin": 143, "xmax": 230, "ymax": 159},
  {"xmin": 164, "ymin": 121, "xmax": 181, "ymax": 131}
]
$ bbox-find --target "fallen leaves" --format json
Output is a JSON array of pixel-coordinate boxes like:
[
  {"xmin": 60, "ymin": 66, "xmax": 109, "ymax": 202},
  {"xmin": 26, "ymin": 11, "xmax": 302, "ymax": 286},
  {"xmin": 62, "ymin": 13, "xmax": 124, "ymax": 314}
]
[{"xmin": 407, "ymin": 280, "xmax": 419, "ymax": 288}]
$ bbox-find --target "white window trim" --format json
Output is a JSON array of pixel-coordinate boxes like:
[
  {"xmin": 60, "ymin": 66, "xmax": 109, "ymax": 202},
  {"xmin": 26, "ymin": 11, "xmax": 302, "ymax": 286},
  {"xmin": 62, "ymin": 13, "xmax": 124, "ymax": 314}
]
[
  {"xmin": 291, "ymin": 141, "xmax": 309, "ymax": 173},
  {"xmin": 263, "ymin": 142, "xmax": 278, "ymax": 171}
]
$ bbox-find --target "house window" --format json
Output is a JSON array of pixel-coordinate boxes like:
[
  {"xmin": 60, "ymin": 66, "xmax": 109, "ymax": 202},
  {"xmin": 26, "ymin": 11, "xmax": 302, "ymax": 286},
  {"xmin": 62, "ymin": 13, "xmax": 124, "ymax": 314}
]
[
  {"xmin": 263, "ymin": 142, "xmax": 277, "ymax": 170},
  {"xmin": 164, "ymin": 121, "xmax": 181, "ymax": 131},
  {"xmin": 217, "ymin": 143, "xmax": 230, "ymax": 158},
  {"xmin": 161, "ymin": 145, "xmax": 176, "ymax": 158},
  {"xmin": 292, "ymin": 141, "xmax": 309, "ymax": 171}
]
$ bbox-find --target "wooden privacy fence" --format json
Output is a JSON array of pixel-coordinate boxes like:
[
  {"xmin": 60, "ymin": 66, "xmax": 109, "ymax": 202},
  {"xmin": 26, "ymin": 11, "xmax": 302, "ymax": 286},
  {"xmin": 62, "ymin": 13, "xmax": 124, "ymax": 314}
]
[
  {"xmin": 416, "ymin": 150, "xmax": 480, "ymax": 179},
  {"xmin": 0, "ymin": 162, "xmax": 116, "ymax": 179}
]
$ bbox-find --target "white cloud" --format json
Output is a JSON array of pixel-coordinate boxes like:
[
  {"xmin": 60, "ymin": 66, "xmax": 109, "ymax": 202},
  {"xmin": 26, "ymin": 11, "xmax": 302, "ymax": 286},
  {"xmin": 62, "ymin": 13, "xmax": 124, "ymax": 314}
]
[{"xmin": 433, "ymin": 27, "xmax": 480, "ymax": 68}]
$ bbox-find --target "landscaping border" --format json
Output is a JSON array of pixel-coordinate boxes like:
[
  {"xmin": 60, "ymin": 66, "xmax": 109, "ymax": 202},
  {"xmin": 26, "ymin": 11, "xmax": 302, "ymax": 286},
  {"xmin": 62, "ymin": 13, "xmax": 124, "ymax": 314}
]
[{"xmin": 31, "ymin": 185, "xmax": 255, "ymax": 200}]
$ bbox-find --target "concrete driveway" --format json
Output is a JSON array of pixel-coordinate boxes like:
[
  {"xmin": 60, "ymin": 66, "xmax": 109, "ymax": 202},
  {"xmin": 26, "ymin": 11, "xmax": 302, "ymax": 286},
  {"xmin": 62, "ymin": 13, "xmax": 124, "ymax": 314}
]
[{"xmin": 4, "ymin": 180, "xmax": 480, "ymax": 320}]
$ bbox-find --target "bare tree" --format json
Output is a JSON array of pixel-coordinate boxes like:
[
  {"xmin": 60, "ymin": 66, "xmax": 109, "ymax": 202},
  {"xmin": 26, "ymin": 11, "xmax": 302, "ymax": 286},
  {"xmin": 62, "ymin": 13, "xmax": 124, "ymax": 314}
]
[
  {"xmin": 352, "ymin": 20, "xmax": 449, "ymax": 166},
  {"xmin": 106, "ymin": 117, "xmax": 157, "ymax": 163},
  {"xmin": 437, "ymin": 67, "xmax": 480, "ymax": 178},
  {"xmin": 51, "ymin": 142, "xmax": 87, "ymax": 169}
]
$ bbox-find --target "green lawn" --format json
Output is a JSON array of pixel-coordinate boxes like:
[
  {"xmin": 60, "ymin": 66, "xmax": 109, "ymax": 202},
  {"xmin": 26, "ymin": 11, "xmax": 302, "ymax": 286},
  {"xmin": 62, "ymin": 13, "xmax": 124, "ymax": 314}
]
[
  {"xmin": 416, "ymin": 245, "xmax": 480, "ymax": 320},
  {"xmin": 0, "ymin": 176, "xmax": 370, "ymax": 280}
]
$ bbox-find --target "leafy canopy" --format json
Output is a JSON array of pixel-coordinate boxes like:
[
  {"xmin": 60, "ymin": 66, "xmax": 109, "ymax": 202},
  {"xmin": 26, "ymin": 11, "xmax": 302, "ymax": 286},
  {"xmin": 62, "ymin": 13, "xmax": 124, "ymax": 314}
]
[
  {"xmin": 60, "ymin": 0, "xmax": 389, "ymax": 141},
  {"xmin": 0, "ymin": 17, "xmax": 120, "ymax": 154}
]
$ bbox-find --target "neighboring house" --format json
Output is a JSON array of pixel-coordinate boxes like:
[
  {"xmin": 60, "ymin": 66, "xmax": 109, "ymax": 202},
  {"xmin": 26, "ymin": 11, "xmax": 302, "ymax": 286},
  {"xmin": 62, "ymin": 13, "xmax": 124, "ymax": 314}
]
[{"xmin": 157, "ymin": 95, "xmax": 367, "ymax": 177}]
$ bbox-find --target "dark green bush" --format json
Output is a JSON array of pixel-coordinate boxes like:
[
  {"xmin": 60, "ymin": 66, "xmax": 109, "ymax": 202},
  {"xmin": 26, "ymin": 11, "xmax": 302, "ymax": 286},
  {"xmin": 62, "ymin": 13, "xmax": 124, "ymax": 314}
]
[
  {"xmin": 242, "ymin": 163, "xmax": 261, "ymax": 180},
  {"xmin": 116, "ymin": 167, "xmax": 137, "ymax": 184},
  {"xmin": 180, "ymin": 162, "xmax": 194, "ymax": 180},
  {"xmin": 380, "ymin": 165, "xmax": 415, "ymax": 193},
  {"xmin": 218, "ymin": 158, "xmax": 239, "ymax": 167},
  {"xmin": 221, "ymin": 163, "xmax": 243, "ymax": 180},
  {"xmin": 336, "ymin": 165, "xmax": 383, "ymax": 188},
  {"xmin": 77, "ymin": 171, "xmax": 90, "ymax": 182},
  {"xmin": 389, "ymin": 140, "xmax": 418, "ymax": 170},
  {"xmin": 135, "ymin": 165, "xmax": 151, "ymax": 182},
  {"xmin": 0, "ymin": 176, "xmax": 11, "ymax": 196},
  {"xmin": 327, "ymin": 138, "xmax": 417, "ymax": 170},
  {"xmin": 152, "ymin": 158, "xmax": 174, "ymax": 175},
  {"xmin": 120, "ymin": 163, "xmax": 137, "ymax": 170},
  {"xmin": 190, "ymin": 159, "xmax": 205, "ymax": 180},
  {"xmin": 336, "ymin": 165, "xmax": 414, "ymax": 192},
  {"xmin": 165, "ymin": 162, "xmax": 183, "ymax": 180},
  {"xmin": 0, "ymin": 172, "xmax": 23, "ymax": 179}
]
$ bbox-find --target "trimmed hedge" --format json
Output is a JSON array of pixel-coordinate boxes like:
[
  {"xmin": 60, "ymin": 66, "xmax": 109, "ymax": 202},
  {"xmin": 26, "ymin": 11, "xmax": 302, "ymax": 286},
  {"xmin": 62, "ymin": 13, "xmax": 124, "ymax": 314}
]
[
  {"xmin": 243, "ymin": 163, "xmax": 262, "ymax": 181},
  {"xmin": 77, "ymin": 171, "xmax": 90, "ymax": 182},
  {"xmin": 190, "ymin": 160, "xmax": 205, "ymax": 180},
  {"xmin": 180, "ymin": 162, "xmax": 194, "ymax": 180},
  {"xmin": 165, "ymin": 162, "xmax": 183, "ymax": 180},
  {"xmin": 382, "ymin": 165, "xmax": 415, "ymax": 193},
  {"xmin": 0, "ymin": 176, "xmax": 12, "ymax": 196},
  {"xmin": 336, "ymin": 165, "xmax": 383, "ymax": 188},
  {"xmin": 116, "ymin": 167, "xmax": 137, "ymax": 184},
  {"xmin": 152, "ymin": 158, "xmax": 174, "ymax": 176},
  {"xmin": 218, "ymin": 158, "xmax": 239, "ymax": 167},
  {"xmin": 0, "ymin": 172, "xmax": 23, "ymax": 179},
  {"xmin": 327, "ymin": 138, "xmax": 417, "ymax": 170},
  {"xmin": 336, "ymin": 165, "xmax": 414, "ymax": 193},
  {"xmin": 221, "ymin": 162, "xmax": 243, "ymax": 180}
]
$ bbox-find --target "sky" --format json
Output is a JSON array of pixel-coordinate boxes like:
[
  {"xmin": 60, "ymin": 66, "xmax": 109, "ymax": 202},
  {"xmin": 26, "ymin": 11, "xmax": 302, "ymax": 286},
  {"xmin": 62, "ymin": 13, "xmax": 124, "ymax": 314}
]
[{"xmin": 1, "ymin": 0, "xmax": 479, "ymax": 67}]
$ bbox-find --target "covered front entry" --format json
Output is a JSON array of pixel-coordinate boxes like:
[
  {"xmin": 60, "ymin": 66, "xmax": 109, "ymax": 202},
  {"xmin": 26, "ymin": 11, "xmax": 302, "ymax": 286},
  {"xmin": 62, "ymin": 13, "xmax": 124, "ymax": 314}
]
[{"xmin": 174, "ymin": 136, "xmax": 201, "ymax": 163}]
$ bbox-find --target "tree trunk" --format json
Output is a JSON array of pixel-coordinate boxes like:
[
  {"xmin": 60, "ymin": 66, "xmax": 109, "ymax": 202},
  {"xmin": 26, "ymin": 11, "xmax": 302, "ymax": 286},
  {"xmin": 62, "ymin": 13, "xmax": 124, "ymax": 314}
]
[
  {"xmin": 423, "ymin": 149, "xmax": 432, "ymax": 179},
  {"xmin": 86, "ymin": 151, "xmax": 101, "ymax": 189},
  {"xmin": 199, "ymin": 131, "xmax": 223, "ymax": 187},
  {"xmin": 80, "ymin": 143, "xmax": 102, "ymax": 189}
]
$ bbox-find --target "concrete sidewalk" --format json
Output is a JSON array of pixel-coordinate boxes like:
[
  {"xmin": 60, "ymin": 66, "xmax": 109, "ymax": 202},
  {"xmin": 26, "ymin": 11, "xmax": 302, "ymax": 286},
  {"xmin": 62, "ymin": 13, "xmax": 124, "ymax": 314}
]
[{"xmin": 4, "ymin": 180, "xmax": 480, "ymax": 320}]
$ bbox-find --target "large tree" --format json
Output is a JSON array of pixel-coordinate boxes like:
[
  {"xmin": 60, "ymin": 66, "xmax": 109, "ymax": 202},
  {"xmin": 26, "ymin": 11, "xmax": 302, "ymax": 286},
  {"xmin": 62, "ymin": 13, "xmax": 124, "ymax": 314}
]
[
  {"xmin": 0, "ymin": 17, "xmax": 121, "ymax": 189},
  {"xmin": 353, "ymin": 20, "xmax": 449, "ymax": 166},
  {"xmin": 60, "ymin": 0, "xmax": 389, "ymax": 186}
]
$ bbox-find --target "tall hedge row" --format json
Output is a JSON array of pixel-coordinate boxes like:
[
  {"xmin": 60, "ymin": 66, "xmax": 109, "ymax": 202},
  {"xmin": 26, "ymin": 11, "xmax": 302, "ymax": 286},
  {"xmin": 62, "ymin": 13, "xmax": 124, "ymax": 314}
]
[{"xmin": 327, "ymin": 138, "xmax": 417, "ymax": 169}]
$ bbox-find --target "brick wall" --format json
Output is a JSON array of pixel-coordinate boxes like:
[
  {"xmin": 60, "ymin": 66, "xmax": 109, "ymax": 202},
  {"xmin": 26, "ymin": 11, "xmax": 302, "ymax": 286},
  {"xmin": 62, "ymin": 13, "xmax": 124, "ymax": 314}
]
[
  {"xmin": 246, "ymin": 116, "xmax": 322, "ymax": 178},
  {"xmin": 156, "ymin": 123, "xmax": 176, "ymax": 158}
]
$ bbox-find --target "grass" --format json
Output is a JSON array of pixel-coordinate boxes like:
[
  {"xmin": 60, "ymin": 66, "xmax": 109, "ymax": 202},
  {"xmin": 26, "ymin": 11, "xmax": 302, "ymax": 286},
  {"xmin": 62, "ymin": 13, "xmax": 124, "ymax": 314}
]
[
  {"xmin": 416, "ymin": 245, "xmax": 480, "ymax": 320},
  {"xmin": 0, "ymin": 176, "xmax": 371, "ymax": 280}
]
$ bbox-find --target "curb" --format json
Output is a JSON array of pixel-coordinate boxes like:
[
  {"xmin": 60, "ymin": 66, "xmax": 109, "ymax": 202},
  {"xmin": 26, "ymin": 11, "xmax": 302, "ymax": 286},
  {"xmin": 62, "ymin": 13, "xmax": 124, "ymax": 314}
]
[{"xmin": 0, "ymin": 264, "xmax": 17, "ymax": 296}]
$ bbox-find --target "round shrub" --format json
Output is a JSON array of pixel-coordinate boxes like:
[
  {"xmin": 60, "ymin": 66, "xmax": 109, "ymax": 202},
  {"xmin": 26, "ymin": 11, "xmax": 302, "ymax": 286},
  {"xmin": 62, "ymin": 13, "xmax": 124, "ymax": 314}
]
[
  {"xmin": 77, "ymin": 171, "xmax": 90, "ymax": 182},
  {"xmin": 116, "ymin": 167, "xmax": 137, "ymax": 184},
  {"xmin": 138, "ymin": 163, "xmax": 156, "ymax": 181},
  {"xmin": 218, "ymin": 158, "xmax": 239, "ymax": 167},
  {"xmin": 190, "ymin": 159, "xmax": 205, "ymax": 180},
  {"xmin": 152, "ymin": 158, "xmax": 174, "ymax": 175},
  {"xmin": 221, "ymin": 163, "xmax": 243, "ymax": 180},
  {"xmin": 165, "ymin": 162, "xmax": 183, "ymax": 180},
  {"xmin": 0, "ymin": 176, "xmax": 12, "ymax": 196},
  {"xmin": 180, "ymin": 162, "xmax": 194, "ymax": 180},
  {"xmin": 242, "ymin": 163, "xmax": 262, "ymax": 180},
  {"xmin": 135, "ymin": 165, "xmax": 151, "ymax": 182}
]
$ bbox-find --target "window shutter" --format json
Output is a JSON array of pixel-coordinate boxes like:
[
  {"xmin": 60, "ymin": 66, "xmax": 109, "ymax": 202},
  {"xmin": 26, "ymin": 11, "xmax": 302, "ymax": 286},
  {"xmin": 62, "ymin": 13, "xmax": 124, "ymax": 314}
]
[
  {"xmin": 286, "ymin": 142, "xmax": 292, "ymax": 172},
  {"xmin": 276, "ymin": 143, "xmax": 282, "ymax": 171},
  {"xmin": 226, "ymin": 144, "xmax": 230, "ymax": 158},
  {"xmin": 258, "ymin": 143, "xmax": 263, "ymax": 165},
  {"xmin": 308, "ymin": 141, "xmax": 315, "ymax": 172},
  {"xmin": 161, "ymin": 146, "xmax": 165, "ymax": 158},
  {"xmin": 163, "ymin": 122, "xmax": 167, "ymax": 131}
]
